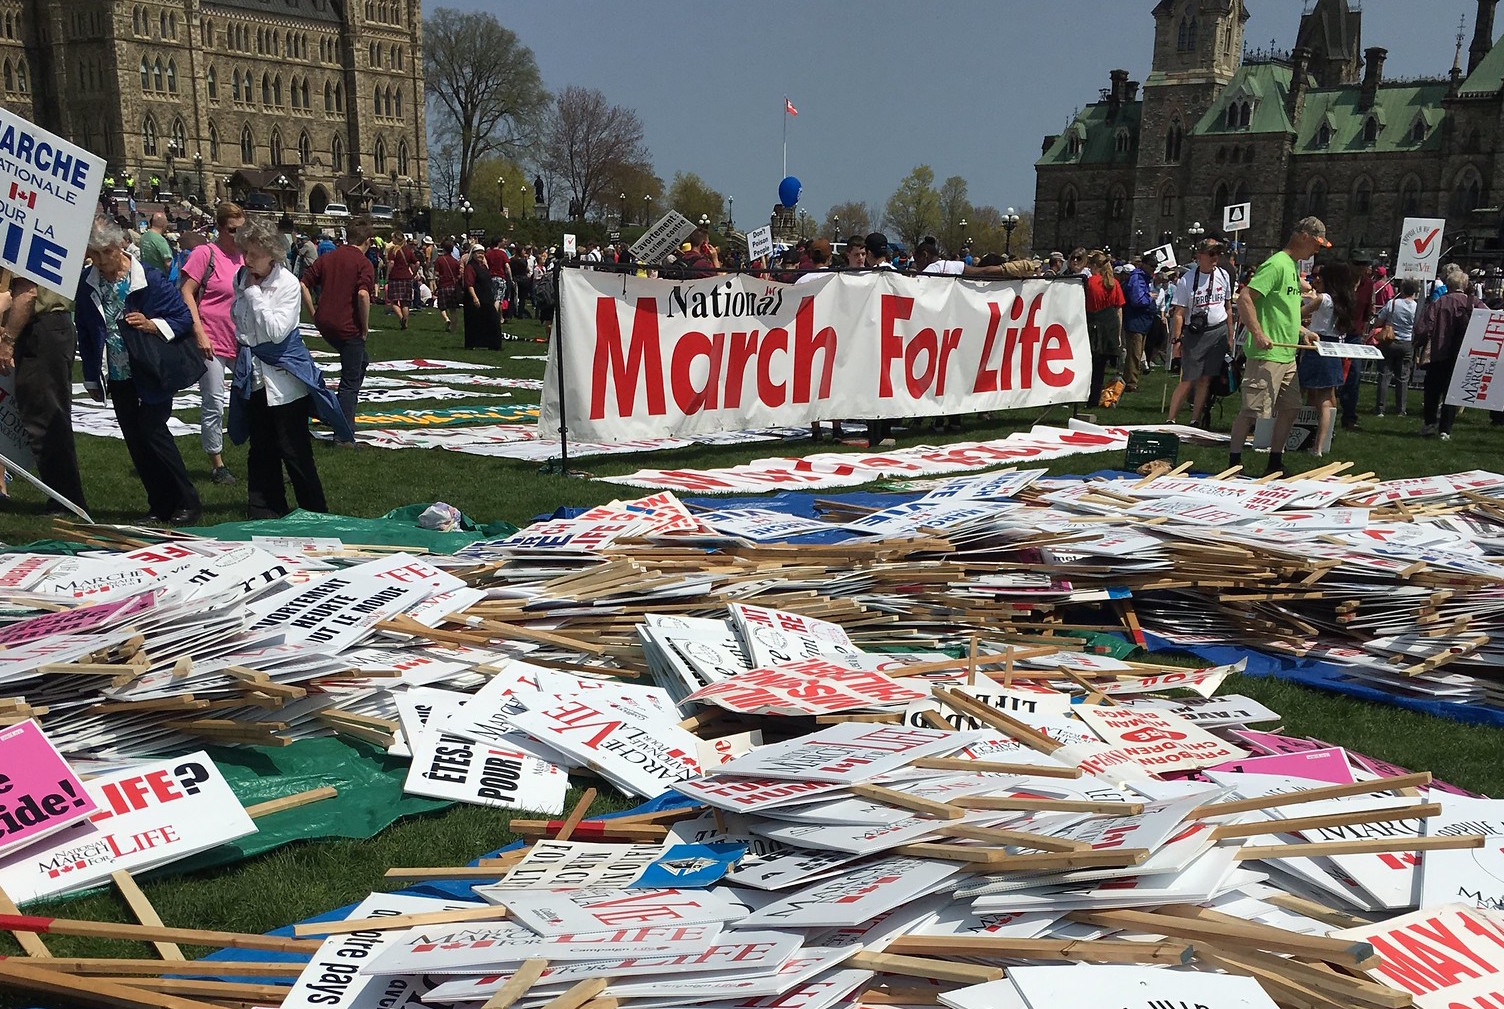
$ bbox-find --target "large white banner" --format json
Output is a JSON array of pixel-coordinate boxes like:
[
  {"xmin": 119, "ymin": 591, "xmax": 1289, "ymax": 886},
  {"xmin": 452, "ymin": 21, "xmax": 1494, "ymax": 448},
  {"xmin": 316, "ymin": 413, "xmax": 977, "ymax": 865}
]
[
  {"xmin": 0, "ymin": 107, "xmax": 105, "ymax": 297},
  {"xmin": 543, "ymin": 269, "xmax": 1089, "ymax": 441},
  {"xmin": 1446, "ymin": 308, "xmax": 1504, "ymax": 409}
]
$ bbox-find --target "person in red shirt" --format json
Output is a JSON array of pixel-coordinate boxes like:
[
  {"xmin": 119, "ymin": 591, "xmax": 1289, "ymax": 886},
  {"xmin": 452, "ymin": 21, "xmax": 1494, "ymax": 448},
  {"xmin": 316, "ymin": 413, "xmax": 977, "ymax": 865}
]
[
  {"xmin": 1083, "ymin": 250, "xmax": 1125, "ymax": 411},
  {"xmin": 300, "ymin": 223, "xmax": 375, "ymax": 444},
  {"xmin": 385, "ymin": 232, "xmax": 418, "ymax": 330},
  {"xmin": 485, "ymin": 240, "xmax": 511, "ymax": 318},
  {"xmin": 433, "ymin": 248, "xmax": 462, "ymax": 333}
]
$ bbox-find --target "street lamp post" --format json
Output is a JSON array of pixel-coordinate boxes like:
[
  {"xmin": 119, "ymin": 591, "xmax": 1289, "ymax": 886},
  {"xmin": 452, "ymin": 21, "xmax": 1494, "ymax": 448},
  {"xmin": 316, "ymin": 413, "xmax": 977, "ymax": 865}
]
[
  {"xmin": 497, "ymin": 176, "xmax": 505, "ymax": 218},
  {"xmin": 193, "ymin": 151, "xmax": 204, "ymax": 203},
  {"xmin": 643, "ymin": 194, "xmax": 651, "ymax": 226},
  {"xmin": 1003, "ymin": 207, "xmax": 1021, "ymax": 256},
  {"xmin": 959, "ymin": 218, "xmax": 968, "ymax": 250},
  {"xmin": 727, "ymin": 196, "xmax": 734, "ymax": 231},
  {"xmin": 833, "ymin": 215, "xmax": 840, "ymax": 239},
  {"xmin": 619, "ymin": 192, "xmax": 627, "ymax": 230},
  {"xmin": 1188, "ymin": 220, "xmax": 1205, "ymax": 251},
  {"xmin": 460, "ymin": 197, "xmax": 474, "ymax": 235},
  {"xmin": 699, "ymin": 213, "xmax": 710, "ymax": 229}
]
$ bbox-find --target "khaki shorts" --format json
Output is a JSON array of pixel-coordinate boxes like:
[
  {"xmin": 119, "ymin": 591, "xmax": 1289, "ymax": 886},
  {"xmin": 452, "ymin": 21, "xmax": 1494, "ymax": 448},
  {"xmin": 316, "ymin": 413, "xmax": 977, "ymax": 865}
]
[{"xmin": 1239, "ymin": 357, "xmax": 1302, "ymax": 418}]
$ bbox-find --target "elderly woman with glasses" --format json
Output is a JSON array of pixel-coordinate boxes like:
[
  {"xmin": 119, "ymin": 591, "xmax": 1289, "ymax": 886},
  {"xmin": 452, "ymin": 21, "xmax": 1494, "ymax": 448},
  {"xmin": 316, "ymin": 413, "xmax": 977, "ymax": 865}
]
[
  {"xmin": 227, "ymin": 218, "xmax": 350, "ymax": 519},
  {"xmin": 76, "ymin": 217, "xmax": 203, "ymax": 525}
]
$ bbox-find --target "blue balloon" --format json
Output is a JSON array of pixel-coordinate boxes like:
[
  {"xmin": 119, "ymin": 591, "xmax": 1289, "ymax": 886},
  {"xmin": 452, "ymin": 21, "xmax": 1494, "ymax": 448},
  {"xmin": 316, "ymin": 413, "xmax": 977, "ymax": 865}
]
[{"xmin": 778, "ymin": 176, "xmax": 802, "ymax": 208}]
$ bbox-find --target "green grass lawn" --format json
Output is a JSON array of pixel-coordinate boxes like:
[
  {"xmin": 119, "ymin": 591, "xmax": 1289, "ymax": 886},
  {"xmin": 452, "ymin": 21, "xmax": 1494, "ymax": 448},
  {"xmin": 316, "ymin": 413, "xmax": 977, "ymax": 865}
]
[{"xmin": 2, "ymin": 305, "xmax": 1502, "ymax": 1005}]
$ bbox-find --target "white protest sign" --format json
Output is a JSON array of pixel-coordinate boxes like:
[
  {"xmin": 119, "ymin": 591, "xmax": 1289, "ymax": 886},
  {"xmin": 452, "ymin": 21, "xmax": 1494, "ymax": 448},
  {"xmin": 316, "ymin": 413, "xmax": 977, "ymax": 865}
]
[
  {"xmin": 1396, "ymin": 217, "xmax": 1447, "ymax": 281},
  {"xmin": 716, "ymin": 723, "xmax": 968, "ymax": 783},
  {"xmin": 364, "ymin": 921, "xmax": 724, "ymax": 977},
  {"xmin": 1446, "ymin": 308, "xmax": 1504, "ymax": 410},
  {"xmin": 1004, "ymin": 964, "xmax": 1280, "ymax": 1009},
  {"xmin": 629, "ymin": 210, "xmax": 695, "ymax": 264},
  {"xmin": 283, "ymin": 892, "xmax": 485, "ymax": 1009},
  {"xmin": 0, "ymin": 752, "xmax": 254, "ymax": 903},
  {"xmin": 1144, "ymin": 243, "xmax": 1177, "ymax": 271},
  {"xmin": 402, "ymin": 732, "xmax": 566, "ymax": 815},
  {"xmin": 1223, "ymin": 202, "xmax": 1252, "ymax": 233},
  {"xmin": 1074, "ymin": 704, "xmax": 1244, "ymax": 771},
  {"xmin": 674, "ymin": 775, "xmax": 842, "ymax": 813},
  {"xmin": 1335, "ymin": 904, "xmax": 1504, "ymax": 1009},
  {"xmin": 562, "ymin": 233, "xmax": 577, "ymax": 257},
  {"xmin": 1421, "ymin": 796, "xmax": 1504, "ymax": 909},
  {"xmin": 506, "ymin": 696, "xmax": 703, "ymax": 798},
  {"xmin": 482, "ymin": 840, "xmax": 665, "ymax": 890},
  {"xmin": 1315, "ymin": 340, "xmax": 1385, "ymax": 360},
  {"xmin": 494, "ymin": 885, "xmax": 747, "ymax": 937},
  {"xmin": 686, "ymin": 657, "xmax": 928, "ymax": 717},
  {"xmin": 747, "ymin": 225, "xmax": 774, "ymax": 262},
  {"xmin": 741, "ymin": 855, "xmax": 960, "ymax": 928},
  {"xmin": 0, "ymin": 106, "xmax": 105, "ymax": 297},
  {"xmin": 543, "ymin": 270, "xmax": 1089, "ymax": 441}
]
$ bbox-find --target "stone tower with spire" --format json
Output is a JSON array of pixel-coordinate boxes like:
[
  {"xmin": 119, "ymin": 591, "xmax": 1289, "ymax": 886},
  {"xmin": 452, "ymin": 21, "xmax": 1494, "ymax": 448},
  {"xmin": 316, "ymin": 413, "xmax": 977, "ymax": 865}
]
[{"xmin": 1295, "ymin": 0, "xmax": 1363, "ymax": 86}]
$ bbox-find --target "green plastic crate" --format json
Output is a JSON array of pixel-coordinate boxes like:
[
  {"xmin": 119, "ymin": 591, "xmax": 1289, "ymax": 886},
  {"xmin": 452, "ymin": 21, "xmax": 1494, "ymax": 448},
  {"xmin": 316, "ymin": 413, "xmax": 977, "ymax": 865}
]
[{"xmin": 1123, "ymin": 431, "xmax": 1180, "ymax": 469}]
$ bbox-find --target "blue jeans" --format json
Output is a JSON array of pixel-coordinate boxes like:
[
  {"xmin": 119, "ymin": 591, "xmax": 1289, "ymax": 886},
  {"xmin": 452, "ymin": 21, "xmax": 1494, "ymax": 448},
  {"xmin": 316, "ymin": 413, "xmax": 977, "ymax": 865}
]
[
  {"xmin": 323, "ymin": 335, "xmax": 367, "ymax": 440},
  {"xmin": 1339, "ymin": 337, "xmax": 1363, "ymax": 423}
]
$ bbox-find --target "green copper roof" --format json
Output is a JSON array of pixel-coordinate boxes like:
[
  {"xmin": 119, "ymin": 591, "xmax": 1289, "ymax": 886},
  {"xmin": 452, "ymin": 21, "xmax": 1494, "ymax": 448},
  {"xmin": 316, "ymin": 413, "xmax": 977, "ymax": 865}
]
[
  {"xmin": 1459, "ymin": 38, "xmax": 1504, "ymax": 97},
  {"xmin": 1037, "ymin": 101, "xmax": 1142, "ymax": 167},
  {"xmin": 1292, "ymin": 83, "xmax": 1449, "ymax": 153},
  {"xmin": 1194, "ymin": 63, "xmax": 1295, "ymax": 135}
]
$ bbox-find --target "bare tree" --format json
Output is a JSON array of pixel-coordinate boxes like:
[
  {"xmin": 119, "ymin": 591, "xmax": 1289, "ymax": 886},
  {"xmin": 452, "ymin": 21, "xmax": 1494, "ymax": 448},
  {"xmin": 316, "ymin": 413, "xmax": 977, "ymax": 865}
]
[
  {"xmin": 424, "ymin": 9, "xmax": 549, "ymax": 201},
  {"xmin": 540, "ymin": 86, "xmax": 651, "ymax": 220},
  {"xmin": 430, "ymin": 141, "xmax": 460, "ymax": 209},
  {"xmin": 821, "ymin": 201, "xmax": 877, "ymax": 238}
]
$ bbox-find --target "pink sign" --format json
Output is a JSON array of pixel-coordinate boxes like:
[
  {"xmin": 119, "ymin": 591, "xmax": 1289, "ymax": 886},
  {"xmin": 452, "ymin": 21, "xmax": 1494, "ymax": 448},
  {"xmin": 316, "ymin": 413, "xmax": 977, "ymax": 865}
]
[
  {"xmin": 0, "ymin": 720, "xmax": 98, "ymax": 857},
  {"xmin": 1207, "ymin": 746, "xmax": 1355, "ymax": 784},
  {"xmin": 0, "ymin": 591, "xmax": 156, "ymax": 648},
  {"xmin": 1226, "ymin": 730, "xmax": 1332, "ymax": 757},
  {"xmin": 1345, "ymin": 750, "xmax": 1482, "ymax": 797}
]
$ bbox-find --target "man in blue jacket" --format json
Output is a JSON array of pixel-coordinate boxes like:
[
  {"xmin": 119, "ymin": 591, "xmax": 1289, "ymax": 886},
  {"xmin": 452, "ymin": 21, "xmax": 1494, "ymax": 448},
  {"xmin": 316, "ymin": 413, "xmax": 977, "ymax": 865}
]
[
  {"xmin": 1121, "ymin": 255, "xmax": 1158, "ymax": 393},
  {"xmin": 76, "ymin": 218, "xmax": 204, "ymax": 525}
]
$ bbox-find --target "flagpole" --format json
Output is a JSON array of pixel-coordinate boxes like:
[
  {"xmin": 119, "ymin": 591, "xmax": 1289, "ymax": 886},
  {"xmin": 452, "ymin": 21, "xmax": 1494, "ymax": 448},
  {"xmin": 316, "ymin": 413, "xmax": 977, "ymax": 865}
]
[{"xmin": 782, "ymin": 98, "xmax": 788, "ymax": 180}]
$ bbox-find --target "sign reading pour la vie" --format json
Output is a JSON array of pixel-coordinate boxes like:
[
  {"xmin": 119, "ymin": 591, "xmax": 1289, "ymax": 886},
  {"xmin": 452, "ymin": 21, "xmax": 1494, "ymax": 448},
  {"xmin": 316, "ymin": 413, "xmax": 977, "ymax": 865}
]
[
  {"xmin": 0, "ymin": 107, "xmax": 104, "ymax": 297},
  {"xmin": 543, "ymin": 269, "xmax": 1089, "ymax": 441}
]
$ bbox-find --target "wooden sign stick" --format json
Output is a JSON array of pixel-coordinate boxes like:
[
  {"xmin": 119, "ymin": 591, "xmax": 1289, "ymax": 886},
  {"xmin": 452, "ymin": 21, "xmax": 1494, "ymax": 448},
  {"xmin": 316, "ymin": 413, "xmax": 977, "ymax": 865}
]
[
  {"xmin": 933, "ymin": 822, "xmax": 1092, "ymax": 852},
  {"xmin": 1069, "ymin": 908, "xmax": 1375, "ymax": 965},
  {"xmin": 106, "ymin": 978, "xmax": 293, "ymax": 1003},
  {"xmin": 482, "ymin": 957, "xmax": 549, "ymax": 1009},
  {"xmin": 1193, "ymin": 946, "xmax": 1348, "ymax": 1009},
  {"xmin": 553, "ymin": 788, "xmax": 599, "ymax": 842},
  {"xmin": 951, "ymin": 795, "xmax": 1145, "ymax": 815},
  {"xmin": 1262, "ymin": 892, "xmax": 1372, "ymax": 931},
  {"xmin": 293, "ymin": 903, "xmax": 507, "ymax": 937},
  {"xmin": 0, "ymin": 960, "xmax": 229, "ymax": 1009},
  {"xmin": 1234, "ymin": 833, "xmax": 1484, "ymax": 860},
  {"xmin": 1191, "ymin": 772, "xmax": 1432, "ymax": 818},
  {"xmin": 0, "ymin": 913, "xmax": 320, "ymax": 954},
  {"xmin": 0, "ymin": 957, "xmax": 307, "ymax": 977},
  {"xmin": 846, "ymin": 950, "xmax": 1002, "ymax": 985},
  {"xmin": 0, "ymin": 886, "xmax": 51, "ymax": 959},
  {"xmin": 1191, "ymin": 942, "xmax": 1410, "ymax": 1007},
  {"xmin": 539, "ymin": 977, "xmax": 610, "ymax": 1009},
  {"xmin": 110, "ymin": 871, "xmax": 182, "ymax": 960},
  {"xmin": 933, "ymin": 687, "xmax": 1062, "ymax": 754},
  {"xmin": 910, "ymin": 756, "xmax": 1081, "ymax": 779},
  {"xmin": 1209, "ymin": 801, "xmax": 1441, "ymax": 840},
  {"xmin": 851, "ymin": 783, "xmax": 965, "ymax": 820},
  {"xmin": 244, "ymin": 786, "xmax": 338, "ymax": 820},
  {"xmin": 384, "ymin": 866, "xmax": 510, "ymax": 880},
  {"xmin": 885, "ymin": 935, "xmax": 1193, "ymax": 965}
]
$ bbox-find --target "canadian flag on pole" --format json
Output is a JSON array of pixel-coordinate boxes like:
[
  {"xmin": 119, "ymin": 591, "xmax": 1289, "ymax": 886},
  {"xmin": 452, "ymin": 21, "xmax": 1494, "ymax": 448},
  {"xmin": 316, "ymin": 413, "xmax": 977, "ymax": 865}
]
[{"xmin": 785, "ymin": 97, "xmax": 798, "ymax": 116}]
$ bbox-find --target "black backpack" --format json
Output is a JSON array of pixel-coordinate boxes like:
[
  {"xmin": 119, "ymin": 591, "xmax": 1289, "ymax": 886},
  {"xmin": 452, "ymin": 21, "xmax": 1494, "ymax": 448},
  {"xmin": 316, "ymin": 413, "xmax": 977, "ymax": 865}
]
[{"xmin": 535, "ymin": 269, "xmax": 556, "ymax": 306}]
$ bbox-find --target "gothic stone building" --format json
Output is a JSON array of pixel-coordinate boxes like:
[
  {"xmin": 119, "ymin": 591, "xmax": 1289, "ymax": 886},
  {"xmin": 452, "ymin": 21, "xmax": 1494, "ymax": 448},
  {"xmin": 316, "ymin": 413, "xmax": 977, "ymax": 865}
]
[
  {"xmin": 0, "ymin": 0, "xmax": 427, "ymax": 215},
  {"xmin": 1034, "ymin": 0, "xmax": 1504, "ymax": 266}
]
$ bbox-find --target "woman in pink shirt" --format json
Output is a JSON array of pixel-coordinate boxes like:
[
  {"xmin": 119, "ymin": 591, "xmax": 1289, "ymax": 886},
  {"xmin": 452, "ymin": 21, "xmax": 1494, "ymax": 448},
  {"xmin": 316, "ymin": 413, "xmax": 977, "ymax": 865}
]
[{"xmin": 179, "ymin": 202, "xmax": 246, "ymax": 485}]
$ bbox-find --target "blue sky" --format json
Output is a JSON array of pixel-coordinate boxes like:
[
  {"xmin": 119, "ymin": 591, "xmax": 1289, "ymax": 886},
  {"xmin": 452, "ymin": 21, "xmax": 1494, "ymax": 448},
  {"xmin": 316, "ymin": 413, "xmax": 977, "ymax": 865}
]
[{"xmin": 439, "ymin": 0, "xmax": 1479, "ymax": 223}]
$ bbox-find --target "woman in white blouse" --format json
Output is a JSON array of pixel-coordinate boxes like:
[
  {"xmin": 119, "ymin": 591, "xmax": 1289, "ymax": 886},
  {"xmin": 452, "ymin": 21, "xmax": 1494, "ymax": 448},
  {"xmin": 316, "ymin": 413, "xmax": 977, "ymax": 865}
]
[{"xmin": 230, "ymin": 218, "xmax": 328, "ymax": 518}]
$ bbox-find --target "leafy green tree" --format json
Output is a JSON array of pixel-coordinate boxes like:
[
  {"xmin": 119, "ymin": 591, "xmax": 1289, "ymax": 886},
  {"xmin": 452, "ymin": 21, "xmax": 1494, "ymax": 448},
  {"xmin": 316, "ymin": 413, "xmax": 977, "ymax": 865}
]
[
  {"xmin": 937, "ymin": 175, "xmax": 974, "ymax": 254},
  {"xmin": 883, "ymin": 166, "xmax": 940, "ymax": 248},
  {"xmin": 665, "ymin": 172, "xmax": 726, "ymax": 228}
]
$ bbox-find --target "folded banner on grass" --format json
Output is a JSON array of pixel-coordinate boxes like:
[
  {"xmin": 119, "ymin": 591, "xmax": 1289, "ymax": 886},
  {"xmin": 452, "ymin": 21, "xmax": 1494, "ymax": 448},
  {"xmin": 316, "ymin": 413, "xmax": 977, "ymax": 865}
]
[{"xmin": 543, "ymin": 268, "xmax": 1089, "ymax": 441}]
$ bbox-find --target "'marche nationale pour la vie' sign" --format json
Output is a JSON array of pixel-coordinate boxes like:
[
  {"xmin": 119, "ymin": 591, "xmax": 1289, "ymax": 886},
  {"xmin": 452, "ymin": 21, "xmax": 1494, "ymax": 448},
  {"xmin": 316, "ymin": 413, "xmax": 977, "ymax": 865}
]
[{"xmin": 0, "ymin": 107, "xmax": 104, "ymax": 297}]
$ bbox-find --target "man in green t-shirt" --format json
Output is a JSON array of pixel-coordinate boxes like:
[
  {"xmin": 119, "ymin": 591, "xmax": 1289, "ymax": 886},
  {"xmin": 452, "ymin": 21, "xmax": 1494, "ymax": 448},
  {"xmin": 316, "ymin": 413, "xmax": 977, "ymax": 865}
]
[
  {"xmin": 137, "ymin": 212, "xmax": 173, "ymax": 276},
  {"xmin": 1228, "ymin": 216, "xmax": 1332, "ymax": 474}
]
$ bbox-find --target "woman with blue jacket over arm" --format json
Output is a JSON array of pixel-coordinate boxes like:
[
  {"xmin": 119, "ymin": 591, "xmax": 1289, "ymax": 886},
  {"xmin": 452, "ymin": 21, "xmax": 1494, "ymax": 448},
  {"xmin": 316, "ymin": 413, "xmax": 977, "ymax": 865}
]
[
  {"xmin": 76, "ymin": 218, "xmax": 202, "ymax": 525},
  {"xmin": 228, "ymin": 218, "xmax": 350, "ymax": 518}
]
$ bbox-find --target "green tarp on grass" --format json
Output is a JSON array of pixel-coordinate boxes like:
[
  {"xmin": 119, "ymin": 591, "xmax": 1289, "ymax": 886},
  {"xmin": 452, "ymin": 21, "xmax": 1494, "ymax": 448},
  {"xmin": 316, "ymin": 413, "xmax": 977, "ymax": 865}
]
[{"xmin": 184, "ymin": 504, "xmax": 516, "ymax": 554}]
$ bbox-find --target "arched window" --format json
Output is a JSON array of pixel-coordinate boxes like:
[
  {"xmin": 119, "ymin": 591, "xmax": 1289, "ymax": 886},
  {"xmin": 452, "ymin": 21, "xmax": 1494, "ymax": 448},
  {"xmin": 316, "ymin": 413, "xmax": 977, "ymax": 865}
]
[
  {"xmin": 241, "ymin": 125, "xmax": 255, "ymax": 164},
  {"xmin": 1109, "ymin": 186, "xmax": 1127, "ymax": 220},
  {"xmin": 140, "ymin": 57, "xmax": 149, "ymax": 90},
  {"xmin": 143, "ymin": 117, "xmax": 158, "ymax": 156},
  {"xmin": 374, "ymin": 88, "xmax": 383, "ymax": 116},
  {"xmin": 299, "ymin": 132, "xmax": 312, "ymax": 164},
  {"xmin": 171, "ymin": 118, "xmax": 186, "ymax": 155},
  {"xmin": 1214, "ymin": 182, "xmax": 1230, "ymax": 218},
  {"xmin": 324, "ymin": 80, "xmax": 333, "ymax": 111},
  {"xmin": 398, "ymin": 140, "xmax": 409, "ymax": 176},
  {"xmin": 1225, "ymin": 103, "xmax": 1239, "ymax": 130},
  {"xmin": 1316, "ymin": 121, "xmax": 1332, "ymax": 148},
  {"xmin": 1306, "ymin": 177, "xmax": 1328, "ymax": 216},
  {"xmin": 1401, "ymin": 175, "xmax": 1422, "ymax": 215},
  {"xmin": 393, "ymin": 3, "xmax": 401, "ymax": 24},
  {"xmin": 159, "ymin": 11, "xmax": 167, "ymax": 36},
  {"xmin": 1362, "ymin": 117, "xmax": 1379, "ymax": 145},
  {"xmin": 1114, "ymin": 127, "xmax": 1129, "ymax": 154},
  {"xmin": 209, "ymin": 122, "xmax": 219, "ymax": 161},
  {"xmin": 1161, "ymin": 185, "xmax": 1177, "ymax": 217},
  {"xmin": 1353, "ymin": 177, "xmax": 1372, "ymax": 214},
  {"xmin": 332, "ymin": 134, "xmax": 344, "ymax": 172},
  {"xmin": 244, "ymin": 70, "xmax": 253, "ymax": 101},
  {"xmin": 131, "ymin": 7, "xmax": 139, "ymax": 34},
  {"xmin": 1239, "ymin": 102, "xmax": 1251, "ymax": 129},
  {"xmin": 1411, "ymin": 119, "xmax": 1427, "ymax": 144},
  {"xmin": 166, "ymin": 60, "xmax": 177, "ymax": 94},
  {"xmin": 395, "ymin": 46, "xmax": 402, "ymax": 70},
  {"xmin": 269, "ymin": 128, "xmax": 282, "ymax": 163},
  {"xmin": 16, "ymin": 58, "xmax": 27, "ymax": 93},
  {"xmin": 334, "ymin": 82, "xmax": 343, "ymax": 113},
  {"xmin": 1060, "ymin": 186, "xmax": 1078, "ymax": 221},
  {"xmin": 374, "ymin": 139, "xmax": 387, "ymax": 174},
  {"xmin": 365, "ymin": 1, "xmax": 374, "ymax": 19},
  {"xmin": 1066, "ymin": 132, "xmax": 1083, "ymax": 158},
  {"xmin": 153, "ymin": 58, "xmax": 163, "ymax": 91},
  {"xmin": 1164, "ymin": 121, "xmax": 1183, "ymax": 163},
  {"xmin": 286, "ymin": 31, "xmax": 294, "ymax": 55},
  {"xmin": 3, "ymin": 61, "xmax": 12, "ymax": 92},
  {"xmin": 368, "ymin": 41, "xmax": 377, "ymax": 66},
  {"xmin": 232, "ymin": 67, "xmax": 241, "ymax": 101},
  {"xmin": 208, "ymin": 65, "xmax": 217, "ymax": 100},
  {"xmin": 202, "ymin": 18, "xmax": 212, "ymax": 46},
  {"xmin": 1455, "ymin": 168, "xmax": 1483, "ymax": 213},
  {"xmin": 1178, "ymin": 16, "xmax": 1197, "ymax": 51},
  {"xmin": 395, "ymin": 88, "xmax": 403, "ymax": 117},
  {"xmin": 262, "ymin": 73, "xmax": 271, "ymax": 105},
  {"xmin": 1234, "ymin": 180, "xmax": 1250, "ymax": 204},
  {"xmin": 301, "ymin": 79, "xmax": 309, "ymax": 109},
  {"xmin": 290, "ymin": 76, "xmax": 300, "ymax": 109}
]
